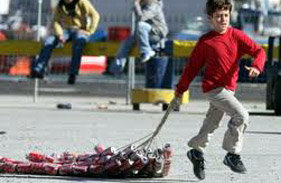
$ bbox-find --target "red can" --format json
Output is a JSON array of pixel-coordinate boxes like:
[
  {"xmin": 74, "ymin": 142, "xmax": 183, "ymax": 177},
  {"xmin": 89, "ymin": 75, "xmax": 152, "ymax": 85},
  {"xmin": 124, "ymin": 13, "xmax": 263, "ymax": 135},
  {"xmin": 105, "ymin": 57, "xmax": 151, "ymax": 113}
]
[
  {"xmin": 0, "ymin": 163, "xmax": 17, "ymax": 173},
  {"xmin": 94, "ymin": 143, "xmax": 105, "ymax": 154},
  {"xmin": 72, "ymin": 165, "xmax": 89, "ymax": 175},
  {"xmin": 100, "ymin": 147, "xmax": 116, "ymax": 156},
  {"xmin": 97, "ymin": 155, "xmax": 111, "ymax": 164},
  {"xmin": 17, "ymin": 163, "xmax": 32, "ymax": 174},
  {"xmin": 30, "ymin": 162, "xmax": 45, "ymax": 174},
  {"xmin": 140, "ymin": 157, "xmax": 155, "ymax": 176},
  {"xmin": 131, "ymin": 154, "xmax": 149, "ymax": 172},
  {"xmin": 76, "ymin": 154, "xmax": 91, "ymax": 162},
  {"xmin": 44, "ymin": 164, "xmax": 60, "ymax": 175},
  {"xmin": 27, "ymin": 152, "xmax": 55, "ymax": 163},
  {"xmin": 27, "ymin": 152, "xmax": 45, "ymax": 162},
  {"xmin": 0, "ymin": 158, "xmax": 15, "ymax": 164},
  {"xmin": 89, "ymin": 165, "xmax": 104, "ymax": 175},
  {"xmin": 163, "ymin": 144, "xmax": 173, "ymax": 159},
  {"xmin": 58, "ymin": 164, "xmax": 73, "ymax": 175},
  {"xmin": 119, "ymin": 159, "xmax": 133, "ymax": 174},
  {"xmin": 163, "ymin": 159, "xmax": 172, "ymax": 176},
  {"xmin": 153, "ymin": 156, "xmax": 164, "ymax": 175},
  {"xmin": 105, "ymin": 159, "xmax": 121, "ymax": 170}
]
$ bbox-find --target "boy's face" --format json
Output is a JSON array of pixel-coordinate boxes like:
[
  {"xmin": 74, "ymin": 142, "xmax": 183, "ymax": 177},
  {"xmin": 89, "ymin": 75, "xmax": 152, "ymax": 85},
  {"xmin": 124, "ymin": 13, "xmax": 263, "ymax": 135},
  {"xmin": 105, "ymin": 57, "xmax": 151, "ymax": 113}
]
[{"xmin": 210, "ymin": 9, "xmax": 230, "ymax": 34}]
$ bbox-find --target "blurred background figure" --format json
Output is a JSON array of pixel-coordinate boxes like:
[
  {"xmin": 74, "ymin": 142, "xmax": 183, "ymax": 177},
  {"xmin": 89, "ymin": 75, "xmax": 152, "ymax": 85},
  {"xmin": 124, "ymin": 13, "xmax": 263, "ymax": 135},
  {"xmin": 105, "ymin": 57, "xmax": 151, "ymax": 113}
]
[
  {"xmin": 30, "ymin": 0, "xmax": 100, "ymax": 84},
  {"xmin": 108, "ymin": 0, "xmax": 168, "ymax": 76}
]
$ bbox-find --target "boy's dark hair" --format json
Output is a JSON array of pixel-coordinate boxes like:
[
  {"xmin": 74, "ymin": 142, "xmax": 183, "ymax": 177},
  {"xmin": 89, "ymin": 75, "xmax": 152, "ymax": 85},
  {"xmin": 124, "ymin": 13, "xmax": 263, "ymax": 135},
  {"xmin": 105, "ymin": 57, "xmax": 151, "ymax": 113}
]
[{"xmin": 206, "ymin": 0, "xmax": 232, "ymax": 16}]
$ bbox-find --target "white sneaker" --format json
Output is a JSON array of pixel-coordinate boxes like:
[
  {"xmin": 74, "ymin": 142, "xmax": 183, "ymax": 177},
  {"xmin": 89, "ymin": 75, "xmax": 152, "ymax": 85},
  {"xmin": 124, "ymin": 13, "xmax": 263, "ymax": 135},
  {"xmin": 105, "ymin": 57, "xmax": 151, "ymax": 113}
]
[{"xmin": 140, "ymin": 50, "xmax": 156, "ymax": 63}]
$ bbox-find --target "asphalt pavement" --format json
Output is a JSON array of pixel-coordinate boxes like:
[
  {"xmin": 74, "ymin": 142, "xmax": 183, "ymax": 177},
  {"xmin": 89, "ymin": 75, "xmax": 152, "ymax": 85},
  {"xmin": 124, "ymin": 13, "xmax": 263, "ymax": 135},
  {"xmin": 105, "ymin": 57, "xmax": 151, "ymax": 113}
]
[{"xmin": 0, "ymin": 95, "xmax": 280, "ymax": 183}]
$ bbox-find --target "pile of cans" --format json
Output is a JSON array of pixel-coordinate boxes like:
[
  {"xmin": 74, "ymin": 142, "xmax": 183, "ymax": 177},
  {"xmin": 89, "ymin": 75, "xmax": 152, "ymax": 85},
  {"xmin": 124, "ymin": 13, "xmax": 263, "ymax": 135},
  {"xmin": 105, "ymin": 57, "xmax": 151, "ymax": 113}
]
[{"xmin": 0, "ymin": 143, "xmax": 173, "ymax": 178}]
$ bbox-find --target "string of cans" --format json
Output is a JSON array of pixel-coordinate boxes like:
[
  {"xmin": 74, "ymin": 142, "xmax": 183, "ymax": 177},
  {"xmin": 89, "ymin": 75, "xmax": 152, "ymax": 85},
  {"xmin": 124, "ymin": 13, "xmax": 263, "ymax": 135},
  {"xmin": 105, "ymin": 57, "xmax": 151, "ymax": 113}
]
[{"xmin": 0, "ymin": 142, "xmax": 173, "ymax": 178}]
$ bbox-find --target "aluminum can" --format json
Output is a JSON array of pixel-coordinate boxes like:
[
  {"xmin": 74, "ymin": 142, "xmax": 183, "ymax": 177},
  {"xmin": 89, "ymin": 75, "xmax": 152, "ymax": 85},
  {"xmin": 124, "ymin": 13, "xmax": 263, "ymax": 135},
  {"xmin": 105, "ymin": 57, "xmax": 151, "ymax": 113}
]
[
  {"xmin": 58, "ymin": 164, "xmax": 73, "ymax": 175},
  {"xmin": 131, "ymin": 154, "xmax": 149, "ymax": 172},
  {"xmin": 44, "ymin": 164, "xmax": 60, "ymax": 175},
  {"xmin": 163, "ymin": 143, "xmax": 173, "ymax": 159},
  {"xmin": 27, "ymin": 152, "xmax": 55, "ymax": 163},
  {"xmin": 88, "ymin": 165, "xmax": 104, "ymax": 175},
  {"xmin": 72, "ymin": 165, "xmax": 88, "ymax": 175},
  {"xmin": 0, "ymin": 163, "xmax": 16, "ymax": 173},
  {"xmin": 104, "ymin": 159, "xmax": 121, "ymax": 171},
  {"xmin": 17, "ymin": 163, "xmax": 31, "ymax": 174},
  {"xmin": 153, "ymin": 156, "xmax": 164, "ymax": 176},
  {"xmin": 119, "ymin": 159, "xmax": 134, "ymax": 175},
  {"xmin": 163, "ymin": 159, "xmax": 172, "ymax": 176},
  {"xmin": 97, "ymin": 155, "xmax": 111, "ymax": 164},
  {"xmin": 30, "ymin": 162, "xmax": 45, "ymax": 174},
  {"xmin": 100, "ymin": 147, "xmax": 116, "ymax": 156},
  {"xmin": 16, "ymin": 163, "xmax": 32, "ymax": 174},
  {"xmin": 94, "ymin": 143, "xmax": 105, "ymax": 154}
]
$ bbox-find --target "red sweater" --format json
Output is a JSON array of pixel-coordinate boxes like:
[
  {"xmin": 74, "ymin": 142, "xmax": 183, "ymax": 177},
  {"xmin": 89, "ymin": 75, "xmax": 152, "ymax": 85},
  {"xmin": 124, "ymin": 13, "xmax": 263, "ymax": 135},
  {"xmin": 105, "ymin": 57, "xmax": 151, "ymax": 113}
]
[{"xmin": 176, "ymin": 27, "xmax": 266, "ymax": 94}]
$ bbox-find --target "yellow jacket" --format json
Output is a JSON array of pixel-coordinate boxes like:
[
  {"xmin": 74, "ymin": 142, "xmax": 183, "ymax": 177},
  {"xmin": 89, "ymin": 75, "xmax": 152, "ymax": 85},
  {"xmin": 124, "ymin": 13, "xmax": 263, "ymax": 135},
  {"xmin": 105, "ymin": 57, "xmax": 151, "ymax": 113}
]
[{"xmin": 53, "ymin": 0, "xmax": 100, "ymax": 37}]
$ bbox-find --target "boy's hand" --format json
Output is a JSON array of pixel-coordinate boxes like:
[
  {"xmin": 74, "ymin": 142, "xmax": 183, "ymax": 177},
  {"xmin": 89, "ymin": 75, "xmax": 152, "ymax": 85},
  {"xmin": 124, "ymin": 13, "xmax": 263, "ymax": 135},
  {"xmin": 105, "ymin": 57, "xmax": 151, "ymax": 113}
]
[
  {"xmin": 245, "ymin": 66, "xmax": 260, "ymax": 78},
  {"xmin": 174, "ymin": 90, "xmax": 182, "ymax": 99}
]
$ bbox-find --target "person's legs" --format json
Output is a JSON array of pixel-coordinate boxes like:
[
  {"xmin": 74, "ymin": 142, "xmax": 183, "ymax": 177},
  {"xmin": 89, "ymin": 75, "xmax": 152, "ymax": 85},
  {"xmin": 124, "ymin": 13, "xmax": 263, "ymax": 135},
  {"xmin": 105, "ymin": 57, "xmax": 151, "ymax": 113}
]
[
  {"xmin": 187, "ymin": 98, "xmax": 224, "ymax": 180},
  {"xmin": 109, "ymin": 35, "xmax": 136, "ymax": 75},
  {"xmin": 68, "ymin": 32, "xmax": 88, "ymax": 84},
  {"xmin": 136, "ymin": 21, "xmax": 155, "ymax": 62},
  {"xmin": 204, "ymin": 87, "xmax": 249, "ymax": 173},
  {"xmin": 205, "ymin": 88, "xmax": 249, "ymax": 154},
  {"xmin": 32, "ymin": 35, "xmax": 59, "ymax": 78},
  {"xmin": 188, "ymin": 103, "xmax": 225, "ymax": 152}
]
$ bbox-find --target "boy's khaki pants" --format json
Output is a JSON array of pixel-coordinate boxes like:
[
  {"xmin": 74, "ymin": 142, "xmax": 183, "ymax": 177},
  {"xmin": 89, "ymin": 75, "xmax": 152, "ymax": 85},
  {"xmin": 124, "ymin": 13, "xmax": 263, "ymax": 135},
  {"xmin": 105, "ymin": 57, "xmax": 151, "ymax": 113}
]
[{"xmin": 188, "ymin": 87, "xmax": 249, "ymax": 154}]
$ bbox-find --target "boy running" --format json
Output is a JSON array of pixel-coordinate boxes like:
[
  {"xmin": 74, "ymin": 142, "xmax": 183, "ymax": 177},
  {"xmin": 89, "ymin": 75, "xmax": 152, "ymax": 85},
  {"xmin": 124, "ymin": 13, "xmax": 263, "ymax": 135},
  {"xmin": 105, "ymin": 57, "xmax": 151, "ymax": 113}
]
[{"xmin": 175, "ymin": 0, "xmax": 266, "ymax": 180}]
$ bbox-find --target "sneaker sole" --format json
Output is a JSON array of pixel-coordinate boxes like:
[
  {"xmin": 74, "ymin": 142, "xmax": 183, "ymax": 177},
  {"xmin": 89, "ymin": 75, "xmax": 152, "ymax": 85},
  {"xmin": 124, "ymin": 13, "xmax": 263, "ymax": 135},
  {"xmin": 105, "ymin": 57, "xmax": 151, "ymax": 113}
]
[{"xmin": 223, "ymin": 158, "xmax": 247, "ymax": 174}]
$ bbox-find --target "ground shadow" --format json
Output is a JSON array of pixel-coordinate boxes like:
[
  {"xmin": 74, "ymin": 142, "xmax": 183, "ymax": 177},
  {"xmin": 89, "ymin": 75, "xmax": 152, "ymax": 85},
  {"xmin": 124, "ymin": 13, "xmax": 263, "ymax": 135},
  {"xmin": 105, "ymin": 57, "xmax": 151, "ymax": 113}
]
[
  {"xmin": 246, "ymin": 130, "xmax": 281, "ymax": 135},
  {"xmin": 249, "ymin": 111, "xmax": 278, "ymax": 116}
]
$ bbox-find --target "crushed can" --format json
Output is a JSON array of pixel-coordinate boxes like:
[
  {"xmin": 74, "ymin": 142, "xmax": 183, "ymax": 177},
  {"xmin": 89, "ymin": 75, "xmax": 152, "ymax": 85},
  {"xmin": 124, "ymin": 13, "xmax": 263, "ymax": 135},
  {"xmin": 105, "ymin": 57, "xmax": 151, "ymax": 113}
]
[
  {"xmin": 0, "ymin": 163, "xmax": 17, "ymax": 173},
  {"xmin": 58, "ymin": 164, "xmax": 73, "ymax": 175},
  {"xmin": 97, "ymin": 155, "xmax": 111, "ymax": 165},
  {"xmin": 89, "ymin": 165, "xmax": 104, "ymax": 175},
  {"xmin": 118, "ymin": 159, "xmax": 134, "ymax": 176},
  {"xmin": 131, "ymin": 154, "xmax": 149, "ymax": 173},
  {"xmin": 27, "ymin": 152, "xmax": 54, "ymax": 163},
  {"xmin": 17, "ymin": 163, "xmax": 32, "ymax": 174},
  {"xmin": 100, "ymin": 147, "xmax": 116, "ymax": 157},
  {"xmin": 72, "ymin": 165, "xmax": 89, "ymax": 175},
  {"xmin": 104, "ymin": 159, "xmax": 121, "ymax": 175},
  {"xmin": 163, "ymin": 143, "xmax": 173, "ymax": 159},
  {"xmin": 94, "ymin": 143, "xmax": 105, "ymax": 154},
  {"xmin": 153, "ymin": 156, "xmax": 164, "ymax": 177},
  {"xmin": 44, "ymin": 163, "xmax": 60, "ymax": 175},
  {"xmin": 30, "ymin": 162, "xmax": 45, "ymax": 174},
  {"xmin": 163, "ymin": 159, "xmax": 172, "ymax": 176}
]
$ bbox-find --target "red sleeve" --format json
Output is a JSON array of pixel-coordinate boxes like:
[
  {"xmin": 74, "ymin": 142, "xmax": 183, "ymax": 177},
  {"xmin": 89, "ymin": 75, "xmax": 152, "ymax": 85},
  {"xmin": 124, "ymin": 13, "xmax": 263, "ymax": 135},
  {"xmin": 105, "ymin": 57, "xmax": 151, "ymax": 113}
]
[
  {"xmin": 236, "ymin": 30, "xmax": 266, "ymax": 72},
  {"xmin": 176, "ymin": 40, "xmax": 206, "ymax": 95}
]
